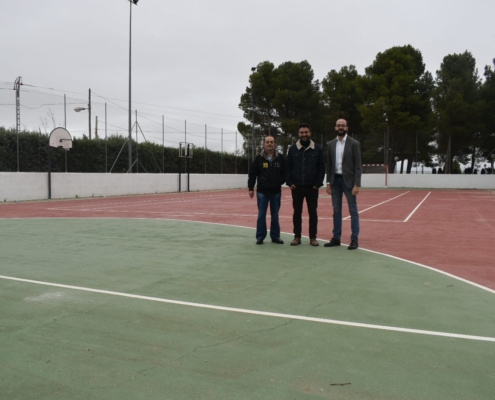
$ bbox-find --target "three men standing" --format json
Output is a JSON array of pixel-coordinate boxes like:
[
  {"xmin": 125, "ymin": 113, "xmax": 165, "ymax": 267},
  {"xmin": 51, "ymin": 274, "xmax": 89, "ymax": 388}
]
[
  {"xmin": 325, "ymin": 119, "xmax": 362, "ymax": 250},
  {"xmin": 248, "ymin": 135, "xmax": 286, "ymax": 245},
  {"xmin": 285, "ymin": 123, "xmax": 325, "ymax": 246}
]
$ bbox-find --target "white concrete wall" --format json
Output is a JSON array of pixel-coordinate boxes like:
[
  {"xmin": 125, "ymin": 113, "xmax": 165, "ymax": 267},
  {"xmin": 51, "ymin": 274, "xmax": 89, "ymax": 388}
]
[
  {"xmin": 0, "ymin": 173, "xmax": 48, "ymax": 202},
  {"xmin": 0, "ymin": 172, "xmax": 247, "ymax": 202},
  {"xmin": 1, "ymin": 172, "xmax": 493, "ymax": 202},
  {"xmin": 388, "ymin": 174, "xmax": 495, "ymax": 189}
]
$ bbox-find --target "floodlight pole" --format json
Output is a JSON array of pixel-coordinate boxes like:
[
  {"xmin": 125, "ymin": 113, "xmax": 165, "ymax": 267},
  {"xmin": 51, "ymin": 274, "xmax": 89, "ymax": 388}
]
[
  {"xmin": 128, "ymin": 0, "xmax": 138, "ymax": 173},
  {"xmin": 88, "ymin": 89, "xmax": 92, "ymax": 139},
  {"xmin": 250, "ymin": 67, "xmax": 256, "ymax": 162}
]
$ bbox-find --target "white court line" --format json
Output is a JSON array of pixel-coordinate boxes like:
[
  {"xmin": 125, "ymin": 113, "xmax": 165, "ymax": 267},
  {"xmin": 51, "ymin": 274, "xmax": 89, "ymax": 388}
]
[
  {"xmin": 403, "ymin": 192, "xmax": 431, "ymax": 222},
  {"xmin": 3, "ymin": 216, "xmax": 495, "ymax": 294},
  {"xmin": 343, "ymin": 191, "xmax": 409, "ymax": 220},
  {"xmin": 1, "ymin": 274, "xmax": 494, "ymax": 343}
]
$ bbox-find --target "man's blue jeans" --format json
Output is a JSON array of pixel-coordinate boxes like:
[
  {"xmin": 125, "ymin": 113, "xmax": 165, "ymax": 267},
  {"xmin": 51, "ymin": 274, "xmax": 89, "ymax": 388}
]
[
  {"xmin": 331, "ymin": 175, "xmax": 359, "ymax": 241},
  {"xmin": 256, "ymin": 191, "xmax": 281, "ymax": 240}
]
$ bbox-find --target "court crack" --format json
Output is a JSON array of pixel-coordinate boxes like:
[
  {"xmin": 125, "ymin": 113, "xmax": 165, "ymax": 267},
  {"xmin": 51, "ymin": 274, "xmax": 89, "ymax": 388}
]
[
  {"xmin": 305, "ymin": 300, "xmax": 340, "ymax": 317},
  {"xmin": 170, "ymin": 320, "xmax": 293, "ymax": 363},
  {"xmin": 226, "ymin": 271, "xmax": 289, "ymax": 293}
]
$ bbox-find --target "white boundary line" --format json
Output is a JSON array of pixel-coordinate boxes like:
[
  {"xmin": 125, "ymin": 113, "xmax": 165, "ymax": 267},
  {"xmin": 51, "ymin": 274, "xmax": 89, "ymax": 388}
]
[
  {"xmin": 2, "ymin": 216, "xmax": 495, "ymax": 296},
  {"xmin": 343, "ymin": 191, "xmax": 409, "ymax": 220},
  {"xmin": 403, "ymin": 191, "xmax": 431, "ymax": 222},
  {"xmin": 1, "ymin": 274, "xmax": 494, "ymax": 343},
  {"xmin": 1, "ymin": 218, "xmax": 494, "ymax": 292},
  {"xmin": 359, "ymin": 246, "xmax": 495, "ymax": 295}
]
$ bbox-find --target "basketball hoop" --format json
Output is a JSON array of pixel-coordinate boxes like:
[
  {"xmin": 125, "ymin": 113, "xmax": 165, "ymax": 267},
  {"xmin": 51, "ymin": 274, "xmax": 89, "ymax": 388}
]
[
  {"xmin": 49, "ymin": 127, "xmax": 72, "ymax": 150},
  {"xmin": 179, "ymin": 142, "xmax": 194, "ymax": 159},
  {"xmin": 47, "ymin": 127, "xmax": 73, "ymax": 200}
]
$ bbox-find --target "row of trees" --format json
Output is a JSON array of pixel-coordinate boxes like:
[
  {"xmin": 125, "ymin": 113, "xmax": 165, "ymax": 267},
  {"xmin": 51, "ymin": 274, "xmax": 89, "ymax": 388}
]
[
  {"xmin": 0, "ymin": 127, "xmax": 249, "ymax": 174},
  {"xmin": 238, "ymin": 46, "xmax": 495, "ymax": 173}
]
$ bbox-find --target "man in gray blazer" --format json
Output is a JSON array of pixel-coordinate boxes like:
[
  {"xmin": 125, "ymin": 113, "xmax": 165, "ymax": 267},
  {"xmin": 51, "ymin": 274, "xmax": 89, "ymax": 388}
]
[{"xmin": 324, "ymin": 119, "xmax": 362, "ymax": 250}]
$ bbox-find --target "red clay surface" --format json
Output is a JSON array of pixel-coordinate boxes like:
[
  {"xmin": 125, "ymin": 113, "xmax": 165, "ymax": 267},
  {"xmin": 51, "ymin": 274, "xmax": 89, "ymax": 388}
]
[{"xmin": 1, "ymin": 188, "xmax": 494, "ymax": 290}]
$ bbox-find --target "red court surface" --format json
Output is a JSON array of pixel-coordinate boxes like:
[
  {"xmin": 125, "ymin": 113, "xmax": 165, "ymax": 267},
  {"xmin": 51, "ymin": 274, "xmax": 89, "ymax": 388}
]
[{"xmin": 1, "ymin": 188, "xmax": 494, "ymax": 290}]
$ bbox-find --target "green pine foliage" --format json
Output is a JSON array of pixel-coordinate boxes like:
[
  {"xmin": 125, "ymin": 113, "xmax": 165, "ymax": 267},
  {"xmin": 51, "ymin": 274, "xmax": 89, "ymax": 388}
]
[{"xmin": 0, "ymin": 127, "xmax": 248, "ymax": 174}]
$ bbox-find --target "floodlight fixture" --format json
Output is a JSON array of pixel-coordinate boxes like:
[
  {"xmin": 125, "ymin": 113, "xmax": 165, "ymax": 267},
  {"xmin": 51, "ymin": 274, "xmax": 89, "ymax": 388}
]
[
  {"xmin": 131, "ymin": 0, "xmax": 139, "ymax": 4},
  {"xmin": 251, "ymin": 67, "xmax": 256, "ymax": 72},
  {"xmin": 74, "ymin": 107, "xmax": 86, "ymax": 112}
]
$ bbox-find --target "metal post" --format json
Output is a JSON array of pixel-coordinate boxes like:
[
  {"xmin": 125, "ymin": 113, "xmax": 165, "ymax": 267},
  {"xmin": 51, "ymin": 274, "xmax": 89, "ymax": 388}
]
[
  {"xmin": 178, "ymin": 143, "xmax": 181, "ymax": 192},
  {"xmin": 88, "ymin": 89, "xmax": 92, "ymax": 140},
  {"xmin": 250, "ymin": 66, "xmax": 256, "ymax": 162},
  {"xmin": 162, "ymin": 115, "xmax": 165, "ymax": 173},
  {"xmin": 416, "ymin": 131, "xmax": 418, "ymax": 174},
  {"xmin": 235, "ymin": 130, "xmax": 237, "ymax": 174},
  {"xmin": 205, "ymin": 124, "xmax": 207, "ymax": 174},
  {"xmin": 105, "ymin": 102, "xmax": 108, "ymax": 173},
  {"xmin": 135, "ymin": 110, "xmax": 138, "ymax": 173},
  {"xmin": 48, "ymin": 145, "xmax": 51, "ymax": 200},
  {"xmin": 128, "ymin": 0, "xmax": 133, "ymax": 173},
  {"xmin": 185, "ymin": 120, "xmax": 187, "ymax": 143},
  {"xmin": 221, "ymin": 128, "xmax": 223, "ymax": 174},
  {"xmin": 187, "ymin": 144, "xmax": 190, "ymax": 192},
  {"xmin": 14, "ymin": 77, "xmax": 22, "ymax": 172},
  {"xmin": 95, "ymin": 115, "xmax": 98, "ymax": 139},
  {"xmin": 251, "ymin": 102, "xmax": 255, "ymax": 162},
  {"xmin": 64, "ymin": 94, "xmax": 66, "ymax": 129}
]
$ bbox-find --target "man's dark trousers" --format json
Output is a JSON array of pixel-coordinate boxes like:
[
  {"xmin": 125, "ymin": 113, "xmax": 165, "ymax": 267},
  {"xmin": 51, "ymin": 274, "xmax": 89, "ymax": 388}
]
[{"xmin": 291, "ymin": 185, "xmax": 319, "ymax": 239}]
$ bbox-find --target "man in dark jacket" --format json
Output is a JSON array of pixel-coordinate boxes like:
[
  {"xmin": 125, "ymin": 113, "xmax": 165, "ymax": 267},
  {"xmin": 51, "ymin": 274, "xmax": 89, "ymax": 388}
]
[
  {"xmin": 285, "ymin": 123, "xmax": 325, "ymax": 246},
  {"xmin": 248, "ymin": 135, "xmax": 286, "ymax": 245}
]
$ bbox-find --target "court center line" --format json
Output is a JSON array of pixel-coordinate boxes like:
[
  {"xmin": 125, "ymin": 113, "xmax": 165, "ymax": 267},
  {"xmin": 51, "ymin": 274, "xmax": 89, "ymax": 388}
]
[
  {"xmin": 343, "ymin": 191, "xmax": 409, "ymax": 220},
  {"xmin": 1, "ymin": 274, "xmax": 494, "ymax": 343},
  {"xmin": 403, "ymin": 191, "xmax": 431, "ymax": 222}
]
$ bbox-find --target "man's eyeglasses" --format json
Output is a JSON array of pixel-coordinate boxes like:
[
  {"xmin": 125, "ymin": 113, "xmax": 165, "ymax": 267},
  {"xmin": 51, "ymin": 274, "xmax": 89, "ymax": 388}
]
[{"xmin": 336, "ymin": 124, "xmax": 347, "ymax": 127}]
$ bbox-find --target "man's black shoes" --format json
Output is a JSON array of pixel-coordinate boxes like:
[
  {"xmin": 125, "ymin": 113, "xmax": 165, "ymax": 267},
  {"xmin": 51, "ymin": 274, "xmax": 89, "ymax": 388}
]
[
  {"xmin": 324, "ymin": 238, "xmax": 341, "ymax": 247},
  {"xmin": 271, "ymin": 238, "xmax": 284, "ymax": 244},
  {"xmin": 256, "ymin": 239, "xmax": 263, "ymax": 245},
  {"xmin": 348, "ymin": 240, "xmax": 358, "ymax": 250}
]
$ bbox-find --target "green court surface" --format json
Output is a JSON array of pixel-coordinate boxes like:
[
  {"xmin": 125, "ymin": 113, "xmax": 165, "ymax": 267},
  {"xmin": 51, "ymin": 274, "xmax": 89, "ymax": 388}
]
[{"xmin": 1, "ymin": 219, "xmax": 494, "ymax": 400}]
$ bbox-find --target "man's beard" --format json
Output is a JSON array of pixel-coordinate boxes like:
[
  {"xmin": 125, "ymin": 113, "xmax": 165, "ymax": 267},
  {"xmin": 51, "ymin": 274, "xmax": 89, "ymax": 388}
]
[
  {"xmin": 336, "ymin": 129, "xmax": 346, "ymax": 136},
  {"xmin": 300, "ymin": 136, "xmax": 310, "ymax": 142}
]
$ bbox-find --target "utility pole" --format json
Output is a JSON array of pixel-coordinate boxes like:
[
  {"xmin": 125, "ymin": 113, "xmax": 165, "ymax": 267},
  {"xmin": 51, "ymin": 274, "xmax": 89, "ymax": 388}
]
[
  {"xmin": 88, "ymin": 88, "xmax": 92, "ymax": 139},
  {"xmin": 128, "ymin": 0, "xmax": 139, "ymax": 172},
  {"xmin": 250, "ymin": 66, "xmax": 256, "ymax": 162},
  {"xmin": 14, "ymin": 77, "xmax": 22, "ymax": 172}
]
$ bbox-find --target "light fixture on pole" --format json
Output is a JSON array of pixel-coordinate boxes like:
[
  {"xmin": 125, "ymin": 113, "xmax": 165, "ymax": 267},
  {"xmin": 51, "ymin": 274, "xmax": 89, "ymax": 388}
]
[
  {"xmin": 127, "ymin": 0, "xmax": 139, "ymax": 173},
  {"xmin": 74, "ymin": 89, "xmax": 92, "ymax": 139}
]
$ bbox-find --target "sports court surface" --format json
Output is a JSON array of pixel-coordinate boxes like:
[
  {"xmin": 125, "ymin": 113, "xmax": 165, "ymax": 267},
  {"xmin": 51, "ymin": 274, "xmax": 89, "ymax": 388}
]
[{"xmin": 1, "ymin": 188, "xmax": 494, "ymax": 399}]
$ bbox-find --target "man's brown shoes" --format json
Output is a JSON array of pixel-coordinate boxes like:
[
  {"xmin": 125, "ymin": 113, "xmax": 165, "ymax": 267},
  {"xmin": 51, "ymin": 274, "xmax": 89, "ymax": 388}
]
[{"xmin": 290, "ymin": 237, "xmax": 301, "ymax": 246}]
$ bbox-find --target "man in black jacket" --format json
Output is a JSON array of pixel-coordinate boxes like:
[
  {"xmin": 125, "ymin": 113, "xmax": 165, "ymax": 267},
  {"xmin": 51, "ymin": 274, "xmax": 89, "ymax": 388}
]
[
  {"xmin": 248, "ymin": 135, "xmax": 286, "ymax": 245},
  {"xmin": 285, "ymin": 123, "xmax": 325, "ymax": 246}
]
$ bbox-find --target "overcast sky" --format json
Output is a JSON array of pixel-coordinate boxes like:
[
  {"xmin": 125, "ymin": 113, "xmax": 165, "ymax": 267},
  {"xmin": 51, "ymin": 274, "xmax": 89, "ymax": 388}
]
[{"xmin": 1, "ymin": 0, "xmax": 494, "ymax": 153}]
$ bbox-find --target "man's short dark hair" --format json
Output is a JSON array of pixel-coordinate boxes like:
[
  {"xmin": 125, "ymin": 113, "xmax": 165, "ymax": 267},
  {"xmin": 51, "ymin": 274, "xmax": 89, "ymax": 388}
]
[
  {"xmin": 264, "ymin": 135, "xmax": 276, "ymax": 142},
  {"xmin": 299, "ymin": 123, "xmax": 312, "ymax": 132}
]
